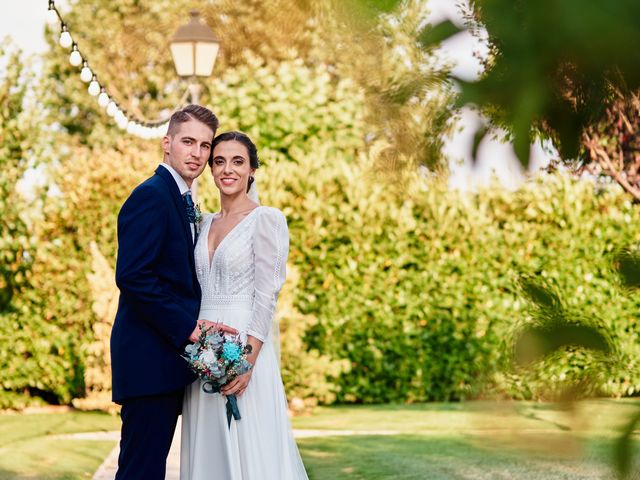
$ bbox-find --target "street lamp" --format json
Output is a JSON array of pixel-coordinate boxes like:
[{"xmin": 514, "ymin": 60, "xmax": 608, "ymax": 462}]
[
  {"xmin": 170, "ymin": 10, "xmax": 220, "ymax": 104},
  {"xmin": 170, "ymin": 10, "xmax": 220, "ymax": 200}
]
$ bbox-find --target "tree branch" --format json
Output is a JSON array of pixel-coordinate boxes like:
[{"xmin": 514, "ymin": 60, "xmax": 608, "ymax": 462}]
[{"xmin": 584, "ymin": 134, "xmax": 640, "ymax": 202}]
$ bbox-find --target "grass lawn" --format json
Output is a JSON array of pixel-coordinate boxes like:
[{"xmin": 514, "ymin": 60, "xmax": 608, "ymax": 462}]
[
  {"xmin": 294, "ymin": 401, "xmax": 640, "ymax": 480},
  {"xmin": 1, "ymin": 401, "xmax": 640, "ymax": 479},
  {"xmin": 0, "ymin": 411, "xmax": 120, "ymax": 479}
]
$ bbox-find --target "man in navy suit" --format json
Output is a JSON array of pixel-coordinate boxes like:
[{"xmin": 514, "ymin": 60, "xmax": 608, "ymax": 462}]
[{"xmin": 111, "ymin": 104, "xmax": 236, "ymax": 479}]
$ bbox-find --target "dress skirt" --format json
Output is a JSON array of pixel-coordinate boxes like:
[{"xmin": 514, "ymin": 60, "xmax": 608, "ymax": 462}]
[{"xmin": 180, "ymin": 299, "xmax": 308, "ymax": 480}]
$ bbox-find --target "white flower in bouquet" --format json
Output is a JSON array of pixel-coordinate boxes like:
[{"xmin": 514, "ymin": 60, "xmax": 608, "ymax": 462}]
[{"xmin": 201, "ymin": 347, "xmax": 217, "ymax": 366}]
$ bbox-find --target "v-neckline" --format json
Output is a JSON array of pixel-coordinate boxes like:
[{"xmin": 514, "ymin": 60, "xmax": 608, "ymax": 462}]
[{"xmin": 206, "ymin": 206, "xmax": 261, "ymax": 269}]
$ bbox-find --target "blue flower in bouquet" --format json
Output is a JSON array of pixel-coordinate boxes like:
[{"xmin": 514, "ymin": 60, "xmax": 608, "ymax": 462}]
[
  {"xmin": 184, "ymin": 343, "xmax": 199, "ymax": 359},
  {"xmin": 222, "ymin": 342, "xmax": 242, "ymax": 362},
  {"xmin": 210, "ymin": 362, "xmax": 224, "ymax": 377},
  {"xmin": 206, "ymin": 331, "xmax": 224, "ymax": 348}
]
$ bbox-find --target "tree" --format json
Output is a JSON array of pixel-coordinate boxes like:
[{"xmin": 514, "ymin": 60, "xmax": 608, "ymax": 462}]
[{"xmin": 0, "ymin": 44, "xmax": 85, "ymax": 408}]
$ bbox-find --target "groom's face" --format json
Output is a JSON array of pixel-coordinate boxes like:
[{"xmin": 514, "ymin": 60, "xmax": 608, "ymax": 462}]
[{"xmin": 162, "ymin": 119, "xmax": 214, "ymax": 187}]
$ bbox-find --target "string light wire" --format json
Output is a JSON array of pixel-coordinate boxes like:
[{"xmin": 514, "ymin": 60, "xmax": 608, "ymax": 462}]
[{"xmin": 46, "ymin": 0, "xmax": 188, "ymax": 139}]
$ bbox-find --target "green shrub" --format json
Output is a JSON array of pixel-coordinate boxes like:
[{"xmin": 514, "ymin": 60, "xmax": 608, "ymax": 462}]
[{"xmin": 259, "ymin": 155, "xmax": 640, "ymax": 403}]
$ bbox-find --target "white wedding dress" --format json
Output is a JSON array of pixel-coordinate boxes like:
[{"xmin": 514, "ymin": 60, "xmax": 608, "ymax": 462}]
[{"xmin": 181, "ymin": 206, "xmax": 308, "ymax": 480}]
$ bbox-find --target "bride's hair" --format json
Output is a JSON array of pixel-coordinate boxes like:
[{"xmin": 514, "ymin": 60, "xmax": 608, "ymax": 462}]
[{"xmin": 209, "ymin": 131, "xmax": 260, "ymax": 192}]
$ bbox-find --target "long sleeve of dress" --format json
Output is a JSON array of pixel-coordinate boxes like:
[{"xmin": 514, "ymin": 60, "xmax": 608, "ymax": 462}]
[{"xmin": 247, "ymin": 208, "xmax": 289, "ymax": 342}]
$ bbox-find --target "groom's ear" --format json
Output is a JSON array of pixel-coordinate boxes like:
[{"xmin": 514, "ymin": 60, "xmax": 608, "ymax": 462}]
[{"xmin": 162, "ymin": 135, "xmax": 171, "ymax": 154}]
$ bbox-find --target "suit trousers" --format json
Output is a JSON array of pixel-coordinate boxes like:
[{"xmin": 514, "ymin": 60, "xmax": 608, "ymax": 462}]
[{"xmin": 115, "ymin": 389, "xmax": 183, "ymax": 480}]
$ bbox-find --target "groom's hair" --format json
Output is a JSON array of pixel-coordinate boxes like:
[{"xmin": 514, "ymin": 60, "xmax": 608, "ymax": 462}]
[{"xmin": 166, "ymin": 104, "xmax": 219, "ymax": 137}]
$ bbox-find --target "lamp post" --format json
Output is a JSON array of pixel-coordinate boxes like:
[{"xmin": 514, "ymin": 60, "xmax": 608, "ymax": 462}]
[
  {"xmin": 170, "ymin": 10, "xmax": 220, "ymax": 104},
  {"xmin": 170, "ymin": 10, "xmax": 220, "ymax": 200}
]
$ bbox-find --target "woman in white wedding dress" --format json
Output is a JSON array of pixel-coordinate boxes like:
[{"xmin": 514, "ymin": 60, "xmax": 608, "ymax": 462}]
[{"xmin": 181, "ymin": 131, "xmax": 308, "ymax": 480}]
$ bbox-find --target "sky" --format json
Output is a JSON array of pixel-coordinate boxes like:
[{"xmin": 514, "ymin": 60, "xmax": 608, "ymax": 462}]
[
  {"xmin": 1, "ymin": 0, "xmax": 550, "ymax": 189},
  {"xmin": 1, "ymin": 1, "xmax": 52, "ymax": 55}
]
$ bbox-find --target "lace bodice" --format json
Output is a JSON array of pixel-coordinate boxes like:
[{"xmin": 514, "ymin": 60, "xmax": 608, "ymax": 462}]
[{"xmin": 194, "ymin": 206, "xmax": 289, "ymax": 342}]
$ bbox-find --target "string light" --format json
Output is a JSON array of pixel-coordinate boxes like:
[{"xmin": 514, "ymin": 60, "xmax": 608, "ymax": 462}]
[
  {"xmin": 98, "ymin": 89, "xmax": 110, "ymax": 107},
  {"xmin": 80, "ymin": 62, "xmax": 92, "ymax": 82},
  {"xmin": 59, "ymin": 24, "xmax": 72, "ymax": 48},
  {"xmin": 106, "ymin": 101, "xmax": 118, "ymax": 117},
  {"xmin": 47, "ymin": 0, "xmax": 172, "ymax": 138},
  {"xmin": 46, "ymin": 1, "xmax": 58, "ymax": 25},
  {"xmin": 88, "ymin": 76, "xmax": 101, "ymax": 96},
  {"xmin": 69, "ymin": 44, "xmax": 82, "ymax": 66}
]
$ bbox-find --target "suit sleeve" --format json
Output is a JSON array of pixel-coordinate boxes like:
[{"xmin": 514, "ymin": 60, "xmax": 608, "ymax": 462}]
[
  {"xmin": 246, "ymin": 209, "xmax": 289, "ymax": 342},
  {"xmin": 115, "ymin": 184, "xmax": 196, "ymax": 349}
]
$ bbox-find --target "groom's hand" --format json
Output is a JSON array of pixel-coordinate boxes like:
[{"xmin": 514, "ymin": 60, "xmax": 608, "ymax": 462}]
[{"xmin": 188, "ymin": 319, "xmax": 238, "ymax": 342}]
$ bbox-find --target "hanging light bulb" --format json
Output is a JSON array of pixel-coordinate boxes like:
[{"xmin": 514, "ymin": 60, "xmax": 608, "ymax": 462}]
[
  {"xmin": 69, "ymin": 45, "xmax": 82, "ymax": 66},
  {"xmin": 80, "ymin": 62, "xmax": 92, "ymax": 82},
  {"xmin": 46, "ymin": 2, "xmax": 58, "ymax": 25},
  {"xmin": 115, "ymin": 110, "xmax": 127, "ymax": 124},
  {"xmin": 59, "ymin": 24, "xmax": 72, "ymax": 49},
  {"xmin": 88, "ymin": 76, "xmax": 100, "ymax": 96},
  {"xmin": 116, "ymin": 115, "xmax": 128, "ymax": 130},
  {"xmin": 107, "ymin": 101, "xmax": 118, "ymax": 117},
  {"xmin": 98, "ymin": 89, "xmax": 109, "ymax": 107},
  {"xmin": 127, "ymin": 121, "xmax": 137, "ymax": 134}
]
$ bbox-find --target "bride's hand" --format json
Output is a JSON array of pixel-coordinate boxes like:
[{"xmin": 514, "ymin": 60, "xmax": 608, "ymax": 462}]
[
  {"xmin": 189, "ymin": 320, "xmax": 238, "ymax": 342},
  {"xmin": 222, "ymin": 370, "xmax": 253, "ymax": 397}
]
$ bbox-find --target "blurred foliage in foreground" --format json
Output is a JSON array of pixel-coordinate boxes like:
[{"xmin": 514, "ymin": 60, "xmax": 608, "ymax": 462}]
[
  {"xmin": 450, "ymin": 0, "xmax": 640, "ymax": 204},
  {"xmin": 357, "ymin": 0, "xmax": 640, "ymax": 201},
  {"xmin": 512, "ymin": 253, "xmax": 640, "ymax": 479}
]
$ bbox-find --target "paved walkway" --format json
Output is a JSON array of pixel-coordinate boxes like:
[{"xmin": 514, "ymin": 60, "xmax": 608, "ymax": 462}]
[
  {"xmin": 61, "ymin": 419, "xmax": 399, "ymax": 480},
  {"xmin": 91, "ymin": 422, "xmax": 181, "ymax": 480}
]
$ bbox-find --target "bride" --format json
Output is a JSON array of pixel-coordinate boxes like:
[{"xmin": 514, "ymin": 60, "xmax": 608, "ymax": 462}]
[{"xmin": 181, "ymin": 131, "xmax": 308, "ymax": 479}]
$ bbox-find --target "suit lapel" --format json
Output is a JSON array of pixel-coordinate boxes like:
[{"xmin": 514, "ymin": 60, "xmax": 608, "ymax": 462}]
[{"xmin": 155, "ymin": 167, "xmax": 197, "ymax": 272}]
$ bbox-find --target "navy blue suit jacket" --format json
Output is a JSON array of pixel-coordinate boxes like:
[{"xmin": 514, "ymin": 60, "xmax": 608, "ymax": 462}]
[{"xmin": 111, "ymin": 166, "xmax": 200, "ymax": 403}]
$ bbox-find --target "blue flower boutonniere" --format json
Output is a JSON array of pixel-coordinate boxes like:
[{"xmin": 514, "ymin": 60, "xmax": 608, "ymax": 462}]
[
  {"xmin": 194, "ymin": 203, "xmax": 203, "ymax": 236},
  {"xmin": 194, "ymin": 203, "xmax": 203, "ymax": 225}
]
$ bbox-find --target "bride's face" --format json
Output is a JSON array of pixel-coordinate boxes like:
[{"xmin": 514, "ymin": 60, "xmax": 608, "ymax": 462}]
[{"xmin": 210, "ymin": 140, "xmax": 256, "ymax": 196}]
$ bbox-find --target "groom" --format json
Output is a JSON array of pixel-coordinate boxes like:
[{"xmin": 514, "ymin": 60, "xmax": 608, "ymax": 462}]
[{"xmin": 111, "ymin": 104, "xmax": 235, "ymax": 479}]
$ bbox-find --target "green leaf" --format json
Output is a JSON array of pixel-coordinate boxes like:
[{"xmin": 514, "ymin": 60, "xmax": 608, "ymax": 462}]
[
  {"xmin": 615, "ymin": 409, "xmax": 640, "ymax": 479},
  {"xmin": 519, "ymin": 277, "xmax": 561, "ymax": 311},
  {"xmin": 417, "ymin": 20, "xmax": 463, "ymax": 49},
  {"xmin": 613, "ymin": 250, "xmax": 640, "ymax": 290},
  {"xmin": 514, "ymin": 323, "xmax": 611, "ymax": 366}
]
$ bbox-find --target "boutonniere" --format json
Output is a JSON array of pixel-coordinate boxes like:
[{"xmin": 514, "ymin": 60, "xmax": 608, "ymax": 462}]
[
  {"xmin": 194, "ymin": 203, "xmax": 203, "ymax": 235},
  {"xmin": 194, "ymin": 203, "xmax": 203, "ymax": 224}
]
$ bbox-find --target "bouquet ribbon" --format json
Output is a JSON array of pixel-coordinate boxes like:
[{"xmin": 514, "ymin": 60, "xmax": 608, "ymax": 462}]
[
  {"xmin": 226, "ymin": 394, "xmax": 241, "ymax": 428},
  {"xmin": 202, "ymin": 381, "xmax": 241, "ymax": 429}
]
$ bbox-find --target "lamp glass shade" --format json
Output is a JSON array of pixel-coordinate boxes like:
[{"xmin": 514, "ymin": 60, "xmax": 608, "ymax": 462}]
[
  {"xmin": 170, "ymin": 42, "xmax": 195, "ymax": 77},
  {"xmin": 170, "ymin": 11, "xmax": 219, "ymax": 78},
  {"xmin": 195, "ymin": 42, "xmax": 219, "ymax": 77}
]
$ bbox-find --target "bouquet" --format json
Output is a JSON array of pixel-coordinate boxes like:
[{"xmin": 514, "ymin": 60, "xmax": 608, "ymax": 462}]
[{"xmin": 182, "ymin": 325, "xmax": 253, "ymax": 428}]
